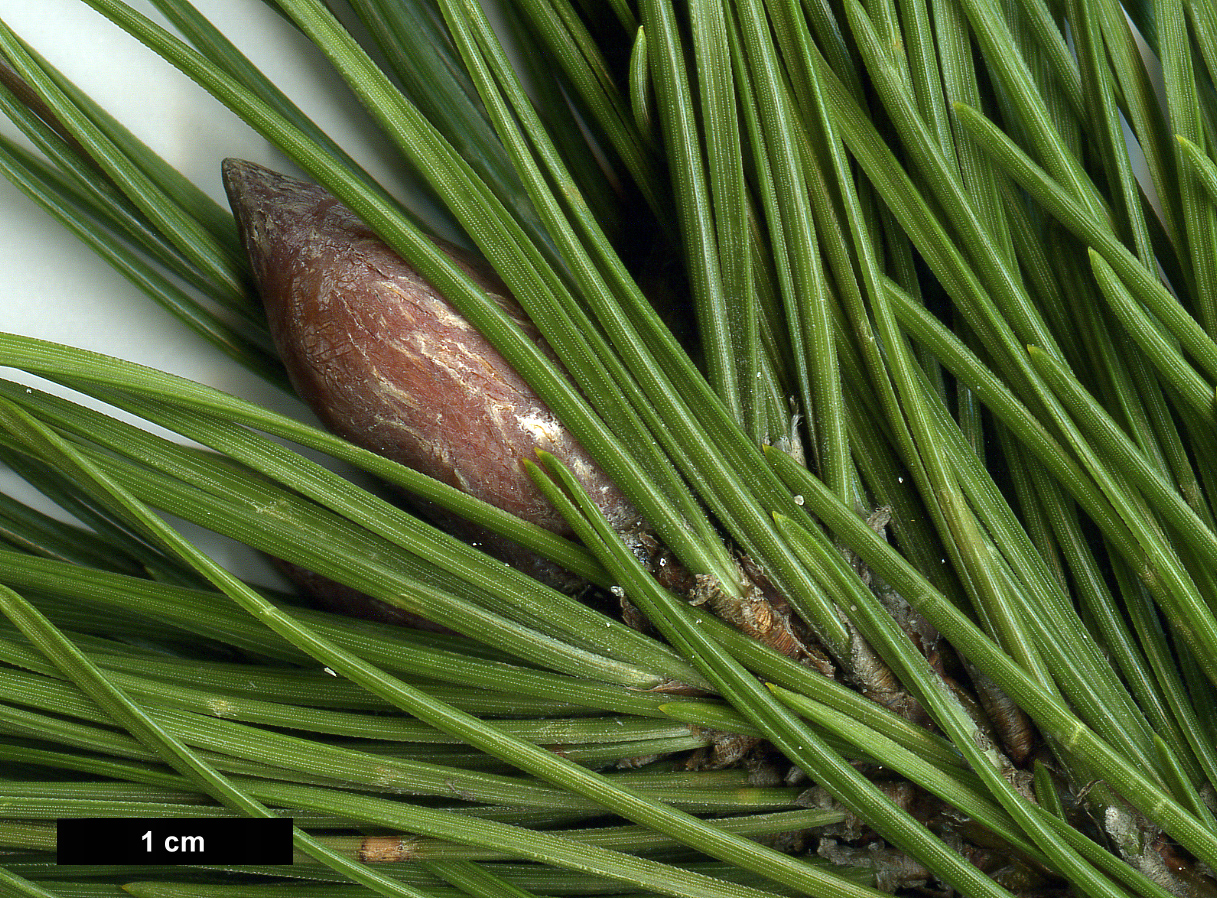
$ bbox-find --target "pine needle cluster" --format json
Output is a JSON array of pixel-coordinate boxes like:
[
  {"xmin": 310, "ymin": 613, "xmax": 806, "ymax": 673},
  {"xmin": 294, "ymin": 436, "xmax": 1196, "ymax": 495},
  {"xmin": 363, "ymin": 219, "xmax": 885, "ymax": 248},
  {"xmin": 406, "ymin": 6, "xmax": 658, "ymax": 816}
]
[{"xmin": 0, "ymin": 2, "xmax": 1215, "ymax": 898}]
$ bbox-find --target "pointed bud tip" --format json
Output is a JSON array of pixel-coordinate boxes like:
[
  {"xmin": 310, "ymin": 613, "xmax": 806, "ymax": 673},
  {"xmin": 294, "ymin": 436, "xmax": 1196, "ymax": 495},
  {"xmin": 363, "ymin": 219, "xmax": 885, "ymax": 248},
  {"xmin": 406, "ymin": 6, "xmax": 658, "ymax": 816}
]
[
  {"xmin": 220, "ymin": 157, "xmax": 260, "ymax": 208},
  {"xmin": 221, "ymin": 159, "xmax": 342, "ymax": 293},
  {"xmin": 220, "ymin": 156, "xmax": 283, "ymax": 192},
  {"xmin": 222, "ymin": 157, "xmax": 275, "ymax": 243},
  {"xmin": 221, "ymin": 157, "xmax": 301, "ymax": 223}
]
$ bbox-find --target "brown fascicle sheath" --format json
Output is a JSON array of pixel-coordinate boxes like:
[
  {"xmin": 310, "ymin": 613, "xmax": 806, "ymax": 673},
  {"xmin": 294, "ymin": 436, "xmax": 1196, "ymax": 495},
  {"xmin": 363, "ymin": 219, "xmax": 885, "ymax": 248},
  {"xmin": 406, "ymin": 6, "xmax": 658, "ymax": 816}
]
[{"xmin": 223, "ymin": 159, "xmax": 639, "ymax": 590}]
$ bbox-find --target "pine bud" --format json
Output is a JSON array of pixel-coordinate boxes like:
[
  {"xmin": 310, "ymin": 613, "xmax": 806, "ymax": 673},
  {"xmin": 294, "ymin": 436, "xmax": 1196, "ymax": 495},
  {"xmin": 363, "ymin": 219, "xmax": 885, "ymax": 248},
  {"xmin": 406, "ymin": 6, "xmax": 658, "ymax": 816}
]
[{"xmin": 223, "ymin": 159, "xmax": 638, "ymax": 589}]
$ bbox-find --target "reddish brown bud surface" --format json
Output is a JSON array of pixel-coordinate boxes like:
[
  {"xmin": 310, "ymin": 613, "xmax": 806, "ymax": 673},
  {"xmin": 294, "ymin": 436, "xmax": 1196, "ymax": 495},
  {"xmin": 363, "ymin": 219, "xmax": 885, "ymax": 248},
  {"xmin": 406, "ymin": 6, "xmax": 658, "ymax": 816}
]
[{"xmin": 223, "ymin": 159, "xmax": 638, "ymax": 587}]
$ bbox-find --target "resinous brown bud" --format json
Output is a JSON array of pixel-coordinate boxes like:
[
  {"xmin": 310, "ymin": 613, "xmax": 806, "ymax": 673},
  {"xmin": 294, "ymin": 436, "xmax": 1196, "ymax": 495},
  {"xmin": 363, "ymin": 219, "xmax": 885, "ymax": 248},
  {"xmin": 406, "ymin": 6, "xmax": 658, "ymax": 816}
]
[{"xmin": 222, "ymin": 159, "xmax": 639, "ymax": 588}]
